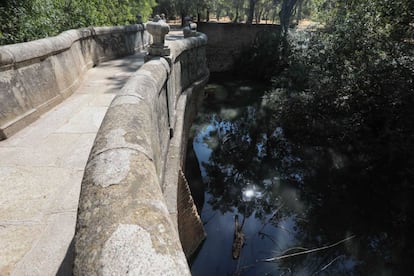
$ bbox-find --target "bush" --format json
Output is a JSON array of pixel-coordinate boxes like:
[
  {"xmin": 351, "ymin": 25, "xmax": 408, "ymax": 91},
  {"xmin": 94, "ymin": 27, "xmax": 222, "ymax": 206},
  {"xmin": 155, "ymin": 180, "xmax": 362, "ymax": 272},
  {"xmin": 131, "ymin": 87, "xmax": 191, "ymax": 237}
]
[
  {"xmin": 264, "ymin": 0, "xmax": 414, "ymax": 195},
  {"xmin": 0, "ymin": 0, "xmax": 156, "ymax": 45},
  {"xmin": 233, "ymin": 29, "xmax": 290, "ymax": 81}
]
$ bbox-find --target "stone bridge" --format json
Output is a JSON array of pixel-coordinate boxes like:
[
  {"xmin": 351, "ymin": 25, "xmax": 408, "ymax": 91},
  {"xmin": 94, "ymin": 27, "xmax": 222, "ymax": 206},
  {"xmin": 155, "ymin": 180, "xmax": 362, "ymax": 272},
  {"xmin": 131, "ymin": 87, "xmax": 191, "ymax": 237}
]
[
  {"xmin": 0, "ymin": 21, "xmax": 280, "ymax": 275},
  {"xmin": 0, "ymin": 20, "xmax": 207, "ymax": 275}
]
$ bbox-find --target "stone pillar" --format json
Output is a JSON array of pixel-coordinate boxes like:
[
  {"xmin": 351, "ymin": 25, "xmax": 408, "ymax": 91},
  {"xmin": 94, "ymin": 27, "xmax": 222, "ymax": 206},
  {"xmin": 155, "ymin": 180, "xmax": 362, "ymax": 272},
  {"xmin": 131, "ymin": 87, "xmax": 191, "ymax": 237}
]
[
  {"xmin": 146, "ymin": 15, "xmax": 171, "ymax": 58},
  {"xmin": 183, "ymin": 16, "xmax": 197, "ymax": 38}
]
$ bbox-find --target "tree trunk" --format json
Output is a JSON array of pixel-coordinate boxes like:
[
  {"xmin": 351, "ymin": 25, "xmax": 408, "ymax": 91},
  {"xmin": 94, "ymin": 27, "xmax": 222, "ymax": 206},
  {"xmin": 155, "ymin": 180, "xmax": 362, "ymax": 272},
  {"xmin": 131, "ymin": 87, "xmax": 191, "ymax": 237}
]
[
  {"xmin": 264, "ymin": 11, "xmax": 269, "ymax": 24},
  {"xmin": 296, "ymin": 0, "xmax": 303, "ymax": 24},
  {"xmin": 234, "ymin": 6, "xmax": 239, "ymax": 23},
  {"xmin": 279, "ymin": 0, "xmax": 298, "ymax": 32},
  {"xmin": 256, "ymin": 8, "xmax": 264, "ymax": 24},
  {"xmin": 246, "ymin": 0, "xmax": 256, "ymax": 24},
  {"xmin": 272, "ymin": 10, "xmax": 277, "ymax": 24},
  {"xmin": 181, "ymin": 12, "xmax": 186, "ymax": 27}
]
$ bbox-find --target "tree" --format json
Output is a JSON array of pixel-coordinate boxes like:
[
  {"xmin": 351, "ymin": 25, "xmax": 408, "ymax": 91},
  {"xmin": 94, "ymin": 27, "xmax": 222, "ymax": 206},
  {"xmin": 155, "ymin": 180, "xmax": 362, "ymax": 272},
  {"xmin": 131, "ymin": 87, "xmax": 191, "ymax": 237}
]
[
  {"xmin": 269, "ymin": 0, "xmax": 414, "ymax": 204},
  {"xmin": 231, "ymin": 0, "xmax": 245, "ymax": 22},
  {"xmin": 279, "ymin": 0, "xmax": 298, "ymax": 31},
  {"xmin": 255, "ymin": 0, "xmax": 279, "ymax": 24},
  {"xmin": 246, "ymin": 0, "xmax": 258, "ymax": 24},
  {"xmin": 153, "ymin": 0, "xmax": 176, "ymax": 18},
  {"xmin": 192, "ymin": 1, "xmax": 414, "ymax": 272},
  {"xmin": 0, "ymin": 0, "xmax": 156, "ymax": 45}
]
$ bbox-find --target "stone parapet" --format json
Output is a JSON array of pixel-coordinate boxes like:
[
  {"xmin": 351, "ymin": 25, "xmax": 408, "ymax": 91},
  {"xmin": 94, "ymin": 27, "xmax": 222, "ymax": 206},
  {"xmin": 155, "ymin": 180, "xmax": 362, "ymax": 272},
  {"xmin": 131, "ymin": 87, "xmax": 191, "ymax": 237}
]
[
  {"xmin": 197, "ymin": 22, "xmax": 281, "ymax": 72},
  {"xmin": 74, "ymin": 31, "xmax": 209, "ymax": 275},
  {"xmin": 0, "ymin": 24, "xmax": 150, "ymax": 140}
]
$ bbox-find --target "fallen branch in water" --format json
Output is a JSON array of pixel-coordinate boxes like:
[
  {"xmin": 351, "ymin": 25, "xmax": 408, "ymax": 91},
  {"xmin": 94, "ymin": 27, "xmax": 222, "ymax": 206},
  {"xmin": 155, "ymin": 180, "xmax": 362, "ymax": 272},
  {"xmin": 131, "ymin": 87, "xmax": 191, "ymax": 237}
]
[
  {"xmin": 260, "ymin": 235, "xmax": 356, "ymax": 262},
  {"xmin": 275, "ymin": 246, "xmax": 309, "ymax": 257},
  {"xmin": 232, "ymin": 214, "xmax": 245, "ymax": 259}
]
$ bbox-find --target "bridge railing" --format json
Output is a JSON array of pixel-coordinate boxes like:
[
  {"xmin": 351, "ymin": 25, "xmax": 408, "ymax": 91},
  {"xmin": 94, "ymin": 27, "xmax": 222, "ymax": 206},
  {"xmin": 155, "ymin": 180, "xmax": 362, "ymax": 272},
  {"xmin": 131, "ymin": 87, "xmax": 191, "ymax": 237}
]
[
  {"xmin": 74, "ymin": 29, "xmax": 209, "ymax": 274},
  {"xmin": 0, "ymin": 24, "xmax": 150, "ymax": 140}
]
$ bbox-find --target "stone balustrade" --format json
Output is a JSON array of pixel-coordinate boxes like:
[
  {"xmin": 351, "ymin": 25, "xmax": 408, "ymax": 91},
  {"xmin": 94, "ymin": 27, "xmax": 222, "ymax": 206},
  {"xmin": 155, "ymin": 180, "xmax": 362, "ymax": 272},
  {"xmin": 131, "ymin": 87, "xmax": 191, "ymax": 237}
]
[
  {"xmin": 0, "ymin": 20, "xmax": 210, "ymax": 274},
  {"xmin": 74, "ymin": 29, "xmax": 209, "ymax": 275},
  {"xmin": 0, "ymin": 24, "xmax": 150, "ymax": 140}
]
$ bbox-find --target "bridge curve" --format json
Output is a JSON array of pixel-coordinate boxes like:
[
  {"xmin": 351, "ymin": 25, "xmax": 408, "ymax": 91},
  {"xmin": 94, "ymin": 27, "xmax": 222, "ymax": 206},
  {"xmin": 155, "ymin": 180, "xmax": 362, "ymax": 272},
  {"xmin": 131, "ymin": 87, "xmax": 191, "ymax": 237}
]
[
  {"xmin": 74, "ymin": 30, "xmax": 209, "ymax": 275},
  {"xmin": 0, "ymin": 23, "xmax": 208, "ymax": 275}
]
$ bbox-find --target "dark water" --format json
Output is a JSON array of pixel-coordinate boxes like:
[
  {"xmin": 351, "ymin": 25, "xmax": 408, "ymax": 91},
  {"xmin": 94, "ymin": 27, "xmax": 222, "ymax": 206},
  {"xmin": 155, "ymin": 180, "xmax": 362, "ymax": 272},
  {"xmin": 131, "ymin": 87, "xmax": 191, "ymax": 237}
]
[{"xmin": 187, "ymin": 78, "xmax": 414, "ymax": 276}]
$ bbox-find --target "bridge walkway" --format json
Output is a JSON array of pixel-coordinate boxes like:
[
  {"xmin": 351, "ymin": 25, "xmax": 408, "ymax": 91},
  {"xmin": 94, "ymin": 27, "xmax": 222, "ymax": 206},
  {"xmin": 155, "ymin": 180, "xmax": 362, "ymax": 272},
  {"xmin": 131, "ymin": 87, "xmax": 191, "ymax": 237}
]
[{"xmin": 0, "ymin": 52, "xmax": 146, "ymax": 275}]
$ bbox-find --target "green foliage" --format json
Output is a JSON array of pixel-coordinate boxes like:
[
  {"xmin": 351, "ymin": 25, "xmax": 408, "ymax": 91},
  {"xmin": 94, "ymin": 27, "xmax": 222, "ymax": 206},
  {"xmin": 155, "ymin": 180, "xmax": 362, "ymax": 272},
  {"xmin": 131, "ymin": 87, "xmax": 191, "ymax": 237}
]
[
  {"xmin": 155, "ymin": 0, "xmax": 308, "ymax": 26},
  {"xmin": 234, "ymin": 29, "xmax": 289, "ymax": 80},
  {"xmin": 0, "ymin": 0, "xmax": 156, "ymax": 45},
  {"xmin": 153, "ymin": 0, "xmax": 176, "ymax": 19},
  {"xmin": 266, "ymin": 0, "xmax": 414, "ymax": 192}
]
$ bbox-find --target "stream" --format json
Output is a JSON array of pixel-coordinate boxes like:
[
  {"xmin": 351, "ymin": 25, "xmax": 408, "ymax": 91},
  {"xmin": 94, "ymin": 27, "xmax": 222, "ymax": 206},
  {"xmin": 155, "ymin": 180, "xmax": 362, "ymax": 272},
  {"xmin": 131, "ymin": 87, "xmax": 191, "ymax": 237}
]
[{"xmin": 187, "ymin": 77, "xmax": 414, "ymax": 276}]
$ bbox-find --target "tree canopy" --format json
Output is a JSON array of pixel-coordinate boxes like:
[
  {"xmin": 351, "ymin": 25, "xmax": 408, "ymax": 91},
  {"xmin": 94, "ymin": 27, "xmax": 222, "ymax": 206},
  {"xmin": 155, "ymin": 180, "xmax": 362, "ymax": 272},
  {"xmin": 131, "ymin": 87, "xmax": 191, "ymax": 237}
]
[
  {"xmin": 258, "ymin": 0, "xmax": 414, "ymax": 208},
  {"xmin": 0, "ymin": 0, "xmax": 318, "ymax": 45},
  {"xmin": 190, "ymin": 0, "xmax": 414, "ymax": 273},
  {"xmin": 155, "ymin": 0, "xmax": 312, "ymax": 27},
  {"xmin": 0, "ymin": 0, "xmax": 156, "ymax": 45}
]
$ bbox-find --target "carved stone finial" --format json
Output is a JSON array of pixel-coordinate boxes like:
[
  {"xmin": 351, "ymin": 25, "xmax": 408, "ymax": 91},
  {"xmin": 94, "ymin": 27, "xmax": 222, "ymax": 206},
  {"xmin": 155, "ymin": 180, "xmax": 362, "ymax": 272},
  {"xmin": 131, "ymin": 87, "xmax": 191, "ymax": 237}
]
[
  {"xmin": 146, "ymin": 15, "xmax": 171, "ymax": 57},
  {"xmin": 183, "ymin": 16, "xmax": 197, "ymax": 38},
  {"xmin": 136, "ymin": 14, "xmax": 142, "ymax": 24},
  {"xmin": 184, "ymin": 16, "xmax": 192, "ymax": 27},
  {"xmin": 153, "ymin": 14, "xmax": 161, "ymax": 22}
]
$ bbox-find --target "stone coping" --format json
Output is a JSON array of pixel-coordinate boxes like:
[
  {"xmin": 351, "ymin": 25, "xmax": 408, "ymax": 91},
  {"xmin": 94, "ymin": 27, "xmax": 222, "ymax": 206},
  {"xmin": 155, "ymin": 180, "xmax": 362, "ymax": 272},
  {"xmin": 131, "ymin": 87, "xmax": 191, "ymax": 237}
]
[
  {"xmin": 0, "ymin": 25, "xmax": 145, "ymax": 67},
  {"xmin": 74, "ymin": 30, "xmax": 208, "ymax": 275},
  {"xmin": 0, "ymin": 24, "xmax": 149, "ymax": 140}
]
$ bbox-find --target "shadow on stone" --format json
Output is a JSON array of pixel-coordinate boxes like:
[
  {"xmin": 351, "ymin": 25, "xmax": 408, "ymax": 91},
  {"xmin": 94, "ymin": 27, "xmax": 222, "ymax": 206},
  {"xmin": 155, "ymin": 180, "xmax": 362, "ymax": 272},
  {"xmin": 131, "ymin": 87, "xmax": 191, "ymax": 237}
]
[{"xmin": 56, "ymin": 238, "xmax": 74, "ymax": 276}]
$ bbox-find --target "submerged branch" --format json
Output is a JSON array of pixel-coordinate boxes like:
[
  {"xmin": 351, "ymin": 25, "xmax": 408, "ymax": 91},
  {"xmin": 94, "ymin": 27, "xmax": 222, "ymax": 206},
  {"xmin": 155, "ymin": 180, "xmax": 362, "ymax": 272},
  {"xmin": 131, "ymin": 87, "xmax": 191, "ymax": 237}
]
[
  {"xmin": 260, "ymin": 235, "xmax": 356, "ymax": 262},
  {"xmin": 232, "ymin": 214, "xmax": 245, "ymax": 259}
]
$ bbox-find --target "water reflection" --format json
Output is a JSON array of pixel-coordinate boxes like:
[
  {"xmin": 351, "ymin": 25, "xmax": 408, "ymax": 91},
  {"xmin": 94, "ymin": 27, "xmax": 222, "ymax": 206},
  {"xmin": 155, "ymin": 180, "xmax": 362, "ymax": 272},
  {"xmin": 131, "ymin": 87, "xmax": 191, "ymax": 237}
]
[{"xmin": 188, "ymin": 78, "xmax": 414, "ymax": 275}]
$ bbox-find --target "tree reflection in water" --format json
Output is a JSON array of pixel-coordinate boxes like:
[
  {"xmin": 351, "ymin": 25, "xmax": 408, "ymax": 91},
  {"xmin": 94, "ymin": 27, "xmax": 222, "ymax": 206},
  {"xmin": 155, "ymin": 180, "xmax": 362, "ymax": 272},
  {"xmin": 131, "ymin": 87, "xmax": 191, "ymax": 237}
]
[{"xmin": 189, "ymin": 78, "xmax": 414, "ymax": 276}]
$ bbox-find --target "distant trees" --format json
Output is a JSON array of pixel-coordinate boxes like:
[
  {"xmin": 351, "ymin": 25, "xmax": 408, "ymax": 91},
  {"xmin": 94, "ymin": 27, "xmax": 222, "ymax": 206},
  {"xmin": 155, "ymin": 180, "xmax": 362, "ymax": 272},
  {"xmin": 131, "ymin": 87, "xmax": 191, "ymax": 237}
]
[
  {"xmin": 0, "ymin": 0, "xmax": 310, "ymax": 45},
  {"xmin": 246, "ymin": 0, "xmax": 258, "ymax": 24},
  {"xmin": 0, "ymin": 0, "xmax": 156, "ymax": 45},
  {"xmin": 155, "ymin": 0, "xmax": 309, "ymax": 27},
  {"xmin": 279, "ymin": 0, "xmax": 298, "ymax": 31}
]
